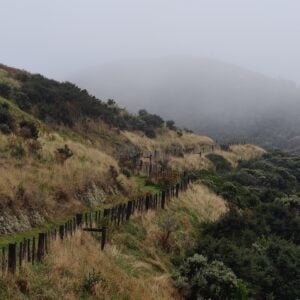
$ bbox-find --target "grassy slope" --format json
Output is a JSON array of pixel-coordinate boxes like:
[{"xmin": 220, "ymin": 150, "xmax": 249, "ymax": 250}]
[
  {"xmin": 0, "ymin": 183, "xmax": 227, "ymax": 300},
  {"xmin": 0, "ymin": 64, "xmax": 266, "ymax": 298}
]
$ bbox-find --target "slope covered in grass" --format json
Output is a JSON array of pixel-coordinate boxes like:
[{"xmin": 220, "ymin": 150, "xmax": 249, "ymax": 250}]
[{"xmin": 0, "ymin": 183, "xmax": 226, "ymax": 299}]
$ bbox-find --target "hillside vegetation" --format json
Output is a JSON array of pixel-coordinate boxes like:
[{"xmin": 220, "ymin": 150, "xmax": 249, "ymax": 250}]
[
  {"xmin": 1, "ymin": 63, "xmax": 283, "ymax": 300},
  {"xmin": 180, "ymin": 151, "xmax": 300, "ymax": 299}
]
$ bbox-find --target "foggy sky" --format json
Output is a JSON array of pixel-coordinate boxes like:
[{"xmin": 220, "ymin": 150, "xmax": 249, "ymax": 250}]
[{"xmin": 1, "ymin": 0, "xmax": 300, "ymax": 83}]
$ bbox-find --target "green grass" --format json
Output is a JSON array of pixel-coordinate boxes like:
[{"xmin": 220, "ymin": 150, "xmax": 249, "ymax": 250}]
[
  {"xmin": 0, "ymin": 216, "xmax": 70, "ymax": 248},
  {"xmin": 133, "ymin": 176, "xmax": 161, "ymax": 194}
]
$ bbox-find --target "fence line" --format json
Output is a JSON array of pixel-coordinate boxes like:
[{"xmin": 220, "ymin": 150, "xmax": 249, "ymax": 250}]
[
  {"xmin": 1, "ymin": 141, "xmax": 247, "ymax": 276},
  {"xmin": 0, "ymin": 174, "xmax": 191, "ymax": 276}
]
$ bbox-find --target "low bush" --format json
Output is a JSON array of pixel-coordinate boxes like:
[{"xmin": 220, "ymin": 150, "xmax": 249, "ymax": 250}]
[{"xmin": 19, "ymin": 120, "xmax": 39, "ymax": 139}]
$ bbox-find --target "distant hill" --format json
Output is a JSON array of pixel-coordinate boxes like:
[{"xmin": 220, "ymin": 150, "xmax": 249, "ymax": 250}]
[{"xmin": 71, "ymin": 57, "xmax": 300, "ymax": 151}]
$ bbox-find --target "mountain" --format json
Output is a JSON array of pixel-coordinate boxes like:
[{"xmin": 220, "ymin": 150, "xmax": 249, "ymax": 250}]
[{"xmin": 71, "ymin": 57, "xmax": 300, "ymax": 151}]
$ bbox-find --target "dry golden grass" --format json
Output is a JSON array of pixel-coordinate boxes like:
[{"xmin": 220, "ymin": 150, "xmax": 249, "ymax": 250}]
[
  {"xmin": 122, "ymin": 129, "xmax": 214, "ymax": 152},
  {"xmin": 175, "ymin": 183, "xmax": 227, "ymax": 222},
  {"xmin": 168, "ymin": 153, "xmax": 212, "ymax": 171},
  {"xmin": 214, "ymin": 144, "xmax": 265, "ymax": 167},
  {"xmin": 3, "ymin": 230, "xmax": 181, "ymax": 300},
  {"xmin": 0, "ymin": 130, "xmax": 134, "ymax": 221},
  {"xmin": 2, "ymin": 182, "xmax": 226, "ymax": 299}
]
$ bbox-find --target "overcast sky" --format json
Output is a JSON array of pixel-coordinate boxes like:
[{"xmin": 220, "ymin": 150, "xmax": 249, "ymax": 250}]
[{"xmin": 1, "ymin": 0, "xmax": 300, "ymax": 83}]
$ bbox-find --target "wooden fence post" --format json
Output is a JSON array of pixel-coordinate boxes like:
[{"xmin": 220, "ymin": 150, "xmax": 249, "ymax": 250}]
[
  {"xmin": 126, "ymin": 201, "xmax": 133, "ymax": 221},
  {"xmin": 37, "ymin": 233, "xmax": 45, "ymax": 262},
  {"xmin": 2, "ymin": 247, "xmax": 6, "ymax": 275},
  {"xmin": 8, "ymin": 243, "xmax": 16, "ymax": 274},
  {"xmin": 27, "ymin": 239, "xmax": 31, "ymax": 263},
  {"xmin": 32, "ymin": 237, "xmax": 36, "ymax": 265},
  {"xmin": 176, "ymin": 183, "xmax": 180, "ymax": 197},
  {"xmin": 19, "ymin": 242, "xmax": 23, "ymax": 269},
  {"xmin": 101, "ymin": 226, "xmax": 107, "ymax": 250},
  {"xmin": 59, "ymin": 225, "xmax": 65, "ymax": 240},
  {"xmin": 161, "ymin": 190, "xmax": 166, "ymax": 209}
]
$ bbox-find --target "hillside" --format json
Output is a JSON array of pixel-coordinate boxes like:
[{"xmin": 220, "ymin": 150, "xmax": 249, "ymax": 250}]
[
  {"xmin": 5, "ymin": 64, "xmax": 297, "ymax": 300},
  {"xmin": 71, "ymin": 57, "xmax": 300, "ymax": 152},
  {"xmin": 0, "ymin": 63, "xmax": 260, "ymax": 237}
]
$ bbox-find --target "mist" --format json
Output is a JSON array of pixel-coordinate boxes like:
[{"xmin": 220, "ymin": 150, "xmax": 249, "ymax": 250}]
[
  {"xmin": 1, "ymin": 0, "xmax": 300, "ymax": 83},
  {"xmin": 1, "ymin": 0, "xmax": 300, "ymax": 149},
  {"xmin": 72, "ymin": 56, "xmax": 300, "ymax": 150}
]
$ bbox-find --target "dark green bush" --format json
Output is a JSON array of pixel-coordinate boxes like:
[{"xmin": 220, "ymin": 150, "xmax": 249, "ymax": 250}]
[
  {"xmin": 121, "ymin": 167, "xmax": 132, "ymax": 178},
  {"xmin": 174, "ymin": 254, "xmax": 242, "ymax": 300},
  {"xmin": 0, "ymin": 102, "xmax": 14, "ymax": 132},
  {"xmin": 181, "ymin": 151, "xmax": 300, "ymax": 299},
  {"xmin": 207, "ymin": 153, "xmax": 232, "ymax": 172},
  {"xmin": 0, "ymin": 83, "xmax": 11, "ymax": 98},
  {"xmin": 0, "ymin": 123, "xmax": 11, "ymax": 134}
]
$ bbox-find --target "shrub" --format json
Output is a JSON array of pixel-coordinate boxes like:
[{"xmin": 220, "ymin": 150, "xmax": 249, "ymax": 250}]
[
  {"xmin": 81, "ymin": 269, "xmax": 101, "ymax": 294},
  {"xmin": 121, "ymin": 167, "xmax": 131, "ymax": 178},
  {"xmin": 0, "ymin": 83, "xmax": 11, "ymax": 98},
  {"xmin": 0, "ymin": 102, "xmax": 14, "ymax": 131},
  {"xmin": 207, "ymin": 153, "xmax": 232, "ymax": 172},
  {"xmin": 19, "ymin": 120, "xmax": 39, "ymax": 139},
  {"xmin": 166, "ymin": 120, "xmax": 176, "ymax": 130},
  {"xmin": 0, "ymin": 123, "xmax": 11, "ymax": 134},
  {"xmin": 54, "ymin": 144, "xmax": 73, "ymax": 164},
  {"xmin": 174, "ymin": 254, "xmax": 240, "ymax": 300}
]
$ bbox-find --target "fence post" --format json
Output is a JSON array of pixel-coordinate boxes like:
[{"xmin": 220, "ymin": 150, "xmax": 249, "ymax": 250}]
[
  {"xmin": 161, "ymin": 190, "xmax": 166, "ymax": 209},
  {"xmin": 19, "ymin": 242, "xmax": 23, "ymax": 269},
  {"xmin": 76, "ymin": 213, "xmax": 83, "ymax": 228},
  {"xmin": 145, "ymin": 195, "xmax": 150, "ymax": 211},
  {"xmin": 8, "ymin": 243, "xmax": 16, "ymax": 274},
  {"xmin": 176, "ymin": 183, "xmax": 180, "ymax": 198},
  {"xmin": 2, "ymin": 247, "xmax": 6, "ymax": 275},
  {"xmin": 126, "ymin": 201, "xmax": 133, "ymax": 221},
  {"xmin": 27, "ymin": 239, "xmax": 31, "ymax": 263},
  {"xmin": 32, "ymin": 237, "xmax": 36, "ymax": 265},
  {"xmin": 37, "ymin": 233, "xmax": 45, "ymax": 262},
  {"xmin": 101, "ymin": 226, "xmax": 107, "ymax": 250},
  {"xmin": 59, "ymin": 225, "xmax": 65, "ymax": 240}
]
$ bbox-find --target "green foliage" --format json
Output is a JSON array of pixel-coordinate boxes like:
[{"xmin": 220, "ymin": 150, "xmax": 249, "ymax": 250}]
[
  {"xmin": 0, "ymin": 82, "xmax": 11, "ymax": 98},
  {"xmin": 81, "ymin": 269, "xmax": 101, "ymax": 294},
  {"xmin": 0, "ymin": 123, "xmax": 11, "ymax": 134},
  {"xmin": 3, "ymin": 73, "xmax": 169, "ymax": 138},
  {"xmin": 174, "ymin": 254, "xmax": 241, "ymax": 300},
  {"xmin": 121, "ymin": 167, "xmax": 132, "ymax": 178},
  {"xmin": 0, "ymin": 102, "xmax": 14, "ymax": 133},
  {"xmin": 184, "ymin": 151, "xmax": 300, "ymax": 299},
  {"xmin": 166, "ymin": 120, "xmax": 176, "ymax": 130},
  {"xmin": 207, "ymin": 153, "xmax": 232, "ymax": 172}
]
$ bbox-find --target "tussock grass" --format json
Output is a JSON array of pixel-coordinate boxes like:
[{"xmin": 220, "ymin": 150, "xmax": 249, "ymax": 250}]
[
  {"xmin": 215, "ymin": 144, "xmax": 265, "ymax": 167},
  {"xmin": 122, "ymin": 129, "xmax": 213, "ymax": 152},
  {"xmin": 1, "ymin": 183, "xmax": 226, "ymax": 299},
  {"xmin": 169, "ymin": 153, "xmax": 211, "ymax": 171}
]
